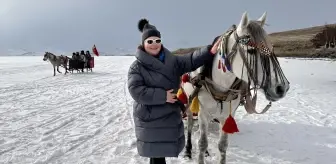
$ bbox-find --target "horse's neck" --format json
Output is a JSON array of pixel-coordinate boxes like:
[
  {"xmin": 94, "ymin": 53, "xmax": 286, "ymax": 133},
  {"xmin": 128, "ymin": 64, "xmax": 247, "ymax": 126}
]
[
  {"xmin": 48, "ymin": 54, "xmax": 55, "ymax": 60},
  {"xmin": 211, "ymin": 54, "xmax": 238, "ymax": 92}
]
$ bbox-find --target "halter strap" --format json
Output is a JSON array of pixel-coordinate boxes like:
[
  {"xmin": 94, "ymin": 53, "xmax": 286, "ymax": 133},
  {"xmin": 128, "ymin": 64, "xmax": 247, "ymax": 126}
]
[{"xmin": 214, "ymin": 24, "xmax": 273, "ymax": 114}]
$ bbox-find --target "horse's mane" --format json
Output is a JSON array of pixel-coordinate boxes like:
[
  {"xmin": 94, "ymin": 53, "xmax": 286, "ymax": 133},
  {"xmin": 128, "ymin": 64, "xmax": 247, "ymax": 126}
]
[
  {"xmin": 46, "ymin": 52, "xmax": 54, "ymax": 56},
  {"xmin": 246, "ymin": 20, "xmax": 272, "ymax": 50}
]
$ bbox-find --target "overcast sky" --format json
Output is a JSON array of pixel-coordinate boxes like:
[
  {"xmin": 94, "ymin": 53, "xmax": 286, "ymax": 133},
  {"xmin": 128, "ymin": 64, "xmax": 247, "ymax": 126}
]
[{"xmin": 0, "ymin": 0, "xmax": 335, "ymax": 54}]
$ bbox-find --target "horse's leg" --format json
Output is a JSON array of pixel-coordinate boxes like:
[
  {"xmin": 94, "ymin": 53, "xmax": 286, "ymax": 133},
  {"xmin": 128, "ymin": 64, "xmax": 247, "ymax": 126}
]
[
  {"xmin": 64, "ymin": 64, "xmax": 68, "ymax": 74},
  {"xmin": 53, "ymin": 66, "xmax": 56, "ymax": 76},
  {"xmin": 217, "ymin": 99, "xmax": 240, "ymax": 164},
  {"xmin": 64, "ymin": 66, "xmax": 67, "ymax": 75},
  {"xmin": 218, "ymin": 125, "xmax": 229, "ymax": 164},
  {"xmin": 57, "ymin": 66, "xmax": 62, "ymax": 73},
  {"xmin": 198, "ymin": 111, "xmax": 209, "ymax": 164},
  {"xmin": 184, "ymin": 107, "xmax": 194, "ymax": 159}
]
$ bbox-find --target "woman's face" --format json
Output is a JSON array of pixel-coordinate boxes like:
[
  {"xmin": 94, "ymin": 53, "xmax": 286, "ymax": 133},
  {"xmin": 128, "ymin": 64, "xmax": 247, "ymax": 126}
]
[{"xmin": 144, "ymin": 36, "xmax": 162, "ymax": 56}]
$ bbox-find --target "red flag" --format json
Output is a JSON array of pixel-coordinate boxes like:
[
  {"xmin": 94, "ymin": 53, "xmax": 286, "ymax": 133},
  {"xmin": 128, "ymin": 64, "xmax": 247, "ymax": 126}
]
[{"xmin": 92, "ymin": 44, "xmax": 99, "ymax": 56}]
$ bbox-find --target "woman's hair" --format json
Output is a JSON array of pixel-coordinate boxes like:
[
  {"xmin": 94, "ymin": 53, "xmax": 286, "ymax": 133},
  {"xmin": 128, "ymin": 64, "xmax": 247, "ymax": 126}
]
[{"xmin": 137, "ymin": 45, "xmax": 146, "ymax": 52}]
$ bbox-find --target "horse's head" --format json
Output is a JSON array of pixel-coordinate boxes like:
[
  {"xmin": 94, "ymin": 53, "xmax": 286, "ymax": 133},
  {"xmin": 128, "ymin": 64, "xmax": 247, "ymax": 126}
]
[
  {"xmin": 218, "ymin": 12, "xmax": 290, "ymax": 102},
  {"xmin": 43, "ymin": 52, "xmax": 49, "ymax": 61}
]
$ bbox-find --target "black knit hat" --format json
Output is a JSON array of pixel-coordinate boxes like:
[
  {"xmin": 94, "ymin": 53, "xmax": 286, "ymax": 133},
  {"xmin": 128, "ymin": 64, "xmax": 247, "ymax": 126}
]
[{"xmin": 137, "ymin": 19, "xmax": 161, "ymax": 44}]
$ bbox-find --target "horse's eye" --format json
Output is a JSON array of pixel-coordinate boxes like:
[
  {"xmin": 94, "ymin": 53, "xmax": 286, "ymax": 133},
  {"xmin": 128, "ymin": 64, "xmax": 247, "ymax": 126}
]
[{"xmin": 247, "ymin": 48, "xmax": 257, "ymax": 54}]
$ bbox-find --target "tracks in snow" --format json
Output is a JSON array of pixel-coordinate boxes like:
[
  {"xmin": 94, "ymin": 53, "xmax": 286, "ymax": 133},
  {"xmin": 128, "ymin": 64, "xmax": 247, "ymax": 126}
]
[
  {"xmin": 1, "ymin": 57, "xmax": 336, "ymax": 164},
  {"xmin": 0, "ymin": 57, "xmax": 137, "ymax": 164}
]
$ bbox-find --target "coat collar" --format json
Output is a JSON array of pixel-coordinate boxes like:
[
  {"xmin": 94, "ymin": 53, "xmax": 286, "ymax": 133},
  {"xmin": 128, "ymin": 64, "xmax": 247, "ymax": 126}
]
[{"xmin": 135, "ymin": 46, "xmax": 175, "ymax": 78}]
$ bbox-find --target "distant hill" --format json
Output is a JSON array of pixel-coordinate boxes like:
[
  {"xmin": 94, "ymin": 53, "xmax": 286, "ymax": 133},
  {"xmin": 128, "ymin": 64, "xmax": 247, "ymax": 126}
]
[{"xmin": 172, "ymin": 23, "xmax": 336, "ymax": 58}]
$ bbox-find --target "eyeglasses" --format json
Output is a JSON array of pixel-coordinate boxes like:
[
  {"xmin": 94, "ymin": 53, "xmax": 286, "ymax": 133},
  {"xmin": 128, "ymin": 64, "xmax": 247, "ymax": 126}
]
[{"xmin": 146, "ymin": 39, "xmax": 161, "ymax": 44}]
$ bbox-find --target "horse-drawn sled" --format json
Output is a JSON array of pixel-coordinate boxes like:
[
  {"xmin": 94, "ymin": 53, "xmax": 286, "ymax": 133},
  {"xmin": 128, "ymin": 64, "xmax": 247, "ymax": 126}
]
[
  {"xmin": 67, "ymin": 50, "xmax": 94, "ymax": 73},
  {"xmin": 43, "ymin": 50, "xmax": 94, "ymax": 76}
]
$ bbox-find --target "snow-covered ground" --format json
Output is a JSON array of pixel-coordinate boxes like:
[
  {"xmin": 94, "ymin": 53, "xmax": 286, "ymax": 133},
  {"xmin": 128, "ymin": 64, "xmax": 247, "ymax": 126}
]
[{"xmin": 0, "ymin": 56, "xmax": 335, "ymax": 164}]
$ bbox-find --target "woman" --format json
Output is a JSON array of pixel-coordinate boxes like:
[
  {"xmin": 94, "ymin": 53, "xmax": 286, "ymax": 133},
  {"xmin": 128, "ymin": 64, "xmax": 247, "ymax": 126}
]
[{"xmin": 127, "ymin": 18, "xmax": 221, "ymax": 164}]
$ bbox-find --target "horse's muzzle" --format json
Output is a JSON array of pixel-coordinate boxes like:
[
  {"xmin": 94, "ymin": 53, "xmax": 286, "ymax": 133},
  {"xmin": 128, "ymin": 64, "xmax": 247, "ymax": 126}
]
[{"xmin": 264, "ymin": 84, "xmax": 289, "ymax": 102}]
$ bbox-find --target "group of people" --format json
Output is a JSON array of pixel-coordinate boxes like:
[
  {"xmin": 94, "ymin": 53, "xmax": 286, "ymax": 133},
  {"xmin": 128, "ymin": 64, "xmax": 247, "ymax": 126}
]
[
  {"xmin": 71, "ymin": 50, "xmax": 92, "ymax": 60},
  {"xmin": 127, "ymin": 18, "xmax": 221, "ymax": 164}
]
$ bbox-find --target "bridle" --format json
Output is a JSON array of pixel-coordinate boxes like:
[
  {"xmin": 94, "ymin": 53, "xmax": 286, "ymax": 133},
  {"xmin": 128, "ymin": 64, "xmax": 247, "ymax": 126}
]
[
  {"xmin": 216, "ymin": 24, "xmax": 289, "ymax": 114},
  {"xmin": 183, "ymin": 24, "xmax": 289, "ymax": 115},
  {"xmin": 220, "ymin": 25, "xmax": 288, "ymax": 89}
]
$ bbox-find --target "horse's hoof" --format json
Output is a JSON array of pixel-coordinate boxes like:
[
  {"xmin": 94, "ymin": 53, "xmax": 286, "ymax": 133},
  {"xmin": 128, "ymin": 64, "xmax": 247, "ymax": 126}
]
[{"xmin": 183, "ymin": 153, "xmax": 192, "ymax": 159}]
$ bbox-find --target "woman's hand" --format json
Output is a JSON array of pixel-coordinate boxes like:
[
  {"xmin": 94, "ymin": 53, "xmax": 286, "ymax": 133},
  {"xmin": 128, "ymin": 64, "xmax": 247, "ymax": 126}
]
[
  {"xmin": 166, "ymin": 89, "xmax": 177, "ymax": 103},
  {"xmin": 210, "ymin": 36, "xmax": 223, "ymax": 54}
]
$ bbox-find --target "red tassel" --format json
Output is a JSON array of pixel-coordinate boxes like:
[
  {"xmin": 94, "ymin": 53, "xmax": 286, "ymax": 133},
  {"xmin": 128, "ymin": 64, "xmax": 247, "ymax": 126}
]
[
  {"xmin": 221, "ymin": 62, "xmax": 226, "ymax": 72},
  {"xmin": 222, "ymin": 114, "xmax": 239, "ymax": 133},
  {"xmin": 222, "ymin": 101, "xmax": 239, "ymax": 134},
  {"xmin": 177, "ymin": 91, "xmax": 188, "ymax": 104},
  {"xmin": 218, "ymin": 60, "xmax": 221, "ymax": 69},
  {"xmin": 181, "ymin": 74, "xmax": 190, "ymax": 83}
]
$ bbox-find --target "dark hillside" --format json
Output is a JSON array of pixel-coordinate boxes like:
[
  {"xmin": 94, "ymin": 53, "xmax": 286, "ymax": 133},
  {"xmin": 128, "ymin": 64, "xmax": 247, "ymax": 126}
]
[{"xmin": 173, "ymin": 23, "xmax": 336, "ymax": 58}]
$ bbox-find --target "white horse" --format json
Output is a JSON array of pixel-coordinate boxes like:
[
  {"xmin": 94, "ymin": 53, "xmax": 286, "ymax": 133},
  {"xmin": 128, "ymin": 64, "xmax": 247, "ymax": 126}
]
[
  {"xmin": 43, "ymin": 52, "xmax": 68, "ymax": 76},
  {"xmin": 181, "ymin": 12, "xmax": 290, "ymax": 164}
]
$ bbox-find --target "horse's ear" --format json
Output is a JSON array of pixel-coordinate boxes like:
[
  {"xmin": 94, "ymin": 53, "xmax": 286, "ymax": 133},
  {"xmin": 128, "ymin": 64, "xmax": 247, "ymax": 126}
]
[
  {"xmin": 257, "ymin": 12, "xmax": 267, "ymax": 27},
  {"xmin": 238, "ymin": 11, "xmax": 249, "ymax": 29}
]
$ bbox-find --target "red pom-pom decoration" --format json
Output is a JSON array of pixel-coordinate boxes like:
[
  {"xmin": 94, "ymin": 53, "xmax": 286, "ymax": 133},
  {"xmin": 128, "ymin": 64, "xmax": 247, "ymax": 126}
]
[{"xmin": 181, "ymin": 74, "xmax": 190, "ymax": 83}]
